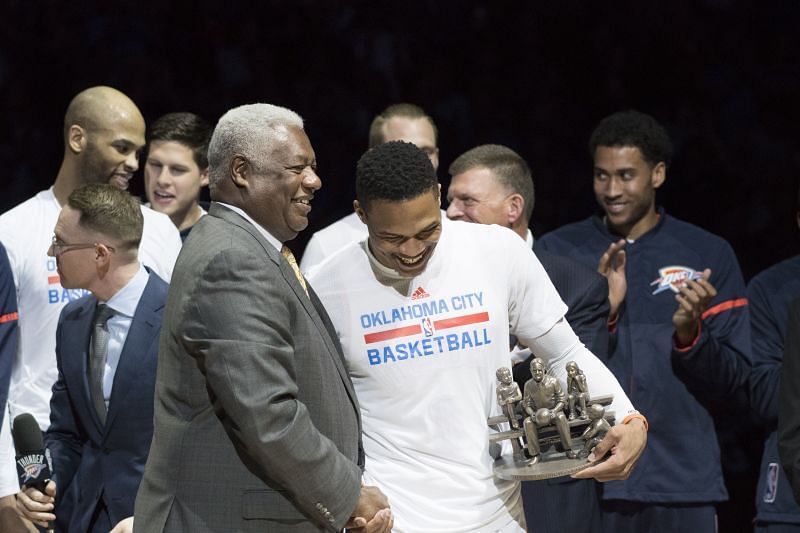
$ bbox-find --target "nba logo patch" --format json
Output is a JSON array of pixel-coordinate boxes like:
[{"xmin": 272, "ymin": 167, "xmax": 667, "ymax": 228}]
[
  {"xmin": 764, "ymin": 463, "xmax": 779, "ymax": 503},
  {"xmin": 421, "ymin": 317, "xmax": 434, "ymax": 337}
]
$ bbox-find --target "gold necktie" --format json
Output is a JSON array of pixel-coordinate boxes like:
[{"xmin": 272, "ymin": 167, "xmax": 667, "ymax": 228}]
[{"xmin": 281, "ymin": 245, "xmax": 309, "ymax": 297}]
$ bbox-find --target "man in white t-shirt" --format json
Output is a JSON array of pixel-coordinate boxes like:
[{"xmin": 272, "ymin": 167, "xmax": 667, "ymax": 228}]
[
  {"xmin": 300, "ymin": 103, "xmax": 439, "ymax": 274},
  {"xmin": 306, "ymin": 141, "xmax": 648, "ymax": 533},
  {"xmin": 0, "ymin": 86, "xmax": 180, "ymax": 526}
]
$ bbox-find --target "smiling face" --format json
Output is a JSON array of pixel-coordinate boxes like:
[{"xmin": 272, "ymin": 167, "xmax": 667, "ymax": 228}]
[
  {"xmin": 78, "ymin": 112, "xmax": 146, "ymax": 191},
  {"xmin": 446, "ymin": 167, "xmax": 513, "ymax": 227},
  {"xmin": 593, "ymin": 145, "xmax": 664, "ymax": 240},
  {"xmin": 145, "ymin": 140, "xmax": 208, "ymax": 230},
  {"xmin": 356, "ymin": 188, "xmax": 442, "ymax": 278},
  {"xmin": 245, "ymin": 125, "xmax": 321, "ymax": 243}
]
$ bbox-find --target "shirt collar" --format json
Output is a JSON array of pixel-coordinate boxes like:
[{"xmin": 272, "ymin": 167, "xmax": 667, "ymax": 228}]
[
  {"xmin": 103, "ymin": 264, "xmax": 149, "ymax": 318},
  {"xmin": 525, "ymin": 229, "xmax": 534, "ymax": 248},
  {"xmin": 215, "ymin": 202, "xmax": 282, "ymax": 251}
]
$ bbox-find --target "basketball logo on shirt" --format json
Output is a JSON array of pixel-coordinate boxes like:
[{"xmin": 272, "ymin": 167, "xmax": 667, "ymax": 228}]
[
  {"xmin": 650, "ymin": 266, "xmax": 702, "ymax": 295},
  {"xmin": 421, "ymin": 317, "xmax": 435, "ymax": 337}
]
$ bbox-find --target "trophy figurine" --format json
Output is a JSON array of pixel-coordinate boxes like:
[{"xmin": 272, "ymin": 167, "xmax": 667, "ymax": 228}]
[
  {"xmin": 566, "ymin": 361, "xmax": 590, "ymax": 421},
  {"xmin": 488, "ymin": 360, "xmax": 615, "ymax": 480},
  {"xmin": 521, "ymin": 358, "xmax": 576, "ymax": 461},
  {"xmin": 578, "ymin": 404, "xmax": 611, "ymax": 458}
]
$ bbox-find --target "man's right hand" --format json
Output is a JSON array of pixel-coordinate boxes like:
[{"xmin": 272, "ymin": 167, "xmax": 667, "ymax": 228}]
[
  {"xmin": 346, "ymin": 485, "xmax": 393, "ymax": 533},
  {"xmin": 597, "ymin": 239, "xmax": 627, "ymax": 321},
  {"xmin": 15, "ymin": 480, "xmax": 56, "ymax": 529}
]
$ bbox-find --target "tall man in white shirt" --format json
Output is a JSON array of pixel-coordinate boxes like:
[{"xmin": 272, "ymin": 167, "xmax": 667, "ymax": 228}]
[
  {"xmin": 0, "ymin": 86, "xmax": 180, "ymax": 524},
  {"xmin": 300, "ymin": 103, "xmax": 439, "ymax": 273},
  {"xmin": 16, "ymin": 184, "xmax": 168, "ymax": 533},
  {"xmin": 306, "ymin": 141, "xmax": 647, "ymax": 532}
]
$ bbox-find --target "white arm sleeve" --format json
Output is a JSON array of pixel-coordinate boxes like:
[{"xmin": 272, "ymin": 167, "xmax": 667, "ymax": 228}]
[{"xmin": 526, "ymin": 317, "xmax": 637, "ymax": 422}]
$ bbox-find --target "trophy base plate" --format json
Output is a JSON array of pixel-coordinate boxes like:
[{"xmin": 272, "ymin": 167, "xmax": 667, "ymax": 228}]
[{"xmin": 493, "ymin": 453, "xmax": 592, "ymax": 481}]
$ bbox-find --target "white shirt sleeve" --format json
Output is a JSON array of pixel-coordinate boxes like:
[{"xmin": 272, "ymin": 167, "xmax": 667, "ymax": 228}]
[
  {"xmin": 526, "ymin": 317, "xmax": 637, "ymax": 421},
  {"xmin": 498, "ymin": 226, "xmax": 636, "ymax": 421}
]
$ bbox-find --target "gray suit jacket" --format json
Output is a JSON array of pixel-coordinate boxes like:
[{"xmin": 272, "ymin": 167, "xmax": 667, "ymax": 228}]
[{"xmin": 134, "ymin": 203, "xmax": 363, "ymax": 532}]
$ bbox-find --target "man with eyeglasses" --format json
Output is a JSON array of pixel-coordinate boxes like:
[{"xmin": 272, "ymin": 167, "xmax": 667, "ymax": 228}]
[
  {"xmin": 0, "ymin": 86, "xmax": 180, "ymax": 528},
  {"xmin": 15, "ymin": 183, "xmax": 166, "ymax": 533}
]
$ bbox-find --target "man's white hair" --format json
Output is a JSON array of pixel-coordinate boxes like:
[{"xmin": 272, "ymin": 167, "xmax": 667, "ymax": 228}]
[{"xmin": 207, "ymin": 103, "xmax": 304, "ymax": 189}]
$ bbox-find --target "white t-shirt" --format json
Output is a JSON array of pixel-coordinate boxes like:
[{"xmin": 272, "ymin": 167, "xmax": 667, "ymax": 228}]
[
  {"xmin": 308, "ymin": 219, "xmax": 636, "ymax": 532},
  {"xmin": 300, "ymin": 212, "xmax": 366, "ymax": 275},
  {"xmin": 0, "ymin": 187, "xmax": 180, "ymax": 429}
]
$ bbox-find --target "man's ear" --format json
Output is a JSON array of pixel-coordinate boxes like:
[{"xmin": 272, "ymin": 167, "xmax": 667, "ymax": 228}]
[
  {"xmin": 230, "ymin": 155, "xmax": 249, "ymax": 188},
  {"xmin": 507, "ymin": 194, "xmax": 525, "ymax": 226},
  {"xmin": 354, "ymin": 200, "xmax": 367, "ymax": 224},
  {"xmin": 93, "ymin": 243, "xmax": 114, "ymax": 276},
  {"xmin": 199, "ymin": 167, "xmax": 210, "ymax": 188},
  {"xmin": 430, "ymin": 149, "xmax": 440, "ymax": 173},
  {"xmin": 67, "ymin": 125, "xmax": 87, "ymax": 154},
  {"xmin": 651, "ymin": 162, "xmax": 666, "ymax": 189}
]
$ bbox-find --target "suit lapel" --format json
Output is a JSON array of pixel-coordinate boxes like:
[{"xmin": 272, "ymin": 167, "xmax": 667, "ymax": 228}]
[
  {"xmin": 61, "ymin": 296, "xmax": 104, "ymax": 437},
  {"xmin": 104, "ymin": 274, "xmax": 163, "ymax": 433},
  {"xmin": 210, "ymin": 204, "xmax": 359, "ymax": 410}
]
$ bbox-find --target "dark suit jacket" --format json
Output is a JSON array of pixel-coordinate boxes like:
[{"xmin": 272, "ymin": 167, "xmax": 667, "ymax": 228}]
[
  {"xmin": 134, "ymin": 203, "xmax": 363, "ymax": 533},
  {"xmin": 513, "ymin": 245, "xmax": 610, "ymax": 387},
  {"xmin": 778, "ymin": 298, "xmax": 800, "ymax": 504},
  {"xmin": 46, "ymin": 272, "xmax": 167, "ymax": 532}
]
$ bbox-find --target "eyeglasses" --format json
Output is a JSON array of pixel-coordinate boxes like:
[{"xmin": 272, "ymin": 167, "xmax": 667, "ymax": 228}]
[{"xmin": 50, "ymin": 236, "xmax": 115, "ymax": 256}]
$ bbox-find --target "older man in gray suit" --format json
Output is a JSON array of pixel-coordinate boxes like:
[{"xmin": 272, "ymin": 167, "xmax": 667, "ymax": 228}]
[{"xmin": 134, "ymin": 104, "xmax": 392, "ymax": 532}]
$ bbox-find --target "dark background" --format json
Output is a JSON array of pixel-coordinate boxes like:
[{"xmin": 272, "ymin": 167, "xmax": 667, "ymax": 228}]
[{"xmin": 2, "ymin": 1, "xmax": 799, "ymax": 529}]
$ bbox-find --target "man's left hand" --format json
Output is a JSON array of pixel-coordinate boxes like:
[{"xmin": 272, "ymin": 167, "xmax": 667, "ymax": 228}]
[
  {"xmin": 672, "ymin": 268, "xmax": 716, "ymax": 346},
  {"xmin": 571, "ymin": 418, "xmax": 647, "ymax": 482}
]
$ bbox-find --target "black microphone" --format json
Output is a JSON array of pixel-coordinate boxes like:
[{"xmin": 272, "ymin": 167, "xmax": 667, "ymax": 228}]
[{"xmin": 11, "ymin": 413, "xmax": 52, "ymax": 492}]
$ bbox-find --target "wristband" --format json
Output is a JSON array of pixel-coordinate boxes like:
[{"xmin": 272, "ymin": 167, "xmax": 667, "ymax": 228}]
[{"xmin": 622, "ymin": 413, "xmax": 648, "ymax": 432}]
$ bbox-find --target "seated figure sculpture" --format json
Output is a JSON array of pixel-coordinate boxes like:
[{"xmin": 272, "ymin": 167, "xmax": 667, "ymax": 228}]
[
  {"xmin": 579, "ymin": 404, "xmax": 611, "ymax": 457},
  {"xmin": 566, "ymin": 361, "xmax": 590, "ymax": 420},
  {"xmin": 522, "ymin": 358, "xmax": 576, "ymax": 460},
  {"xmin": 496, "ymin": 367, "xmax": 522, "ymax": 429}
]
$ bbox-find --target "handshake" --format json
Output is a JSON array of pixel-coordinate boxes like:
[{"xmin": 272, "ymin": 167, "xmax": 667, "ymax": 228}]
[{"xmin": 347, "ymin": 485, "xmax": 393, "ymax": 532}]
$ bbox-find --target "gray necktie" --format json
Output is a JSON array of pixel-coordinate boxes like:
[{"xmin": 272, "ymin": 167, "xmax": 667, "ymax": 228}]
[{"xmin": 89, "ymin": 304, "xmax": 115, "ymax": 424}]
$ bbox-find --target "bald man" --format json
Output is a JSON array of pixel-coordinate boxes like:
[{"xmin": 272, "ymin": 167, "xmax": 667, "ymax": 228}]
[{"xmin": 0, "ymin": 86, "xmax": 180, "ymax": 530}]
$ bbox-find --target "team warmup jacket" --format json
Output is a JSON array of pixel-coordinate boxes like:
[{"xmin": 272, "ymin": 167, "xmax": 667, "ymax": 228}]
[
  {"xmin": 748, "ymin": 254, "xmax": 800, "ymax": 525},
  {"xmin": 538, "ymin": 208, "xmax": 751, "ymax": 503}
]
